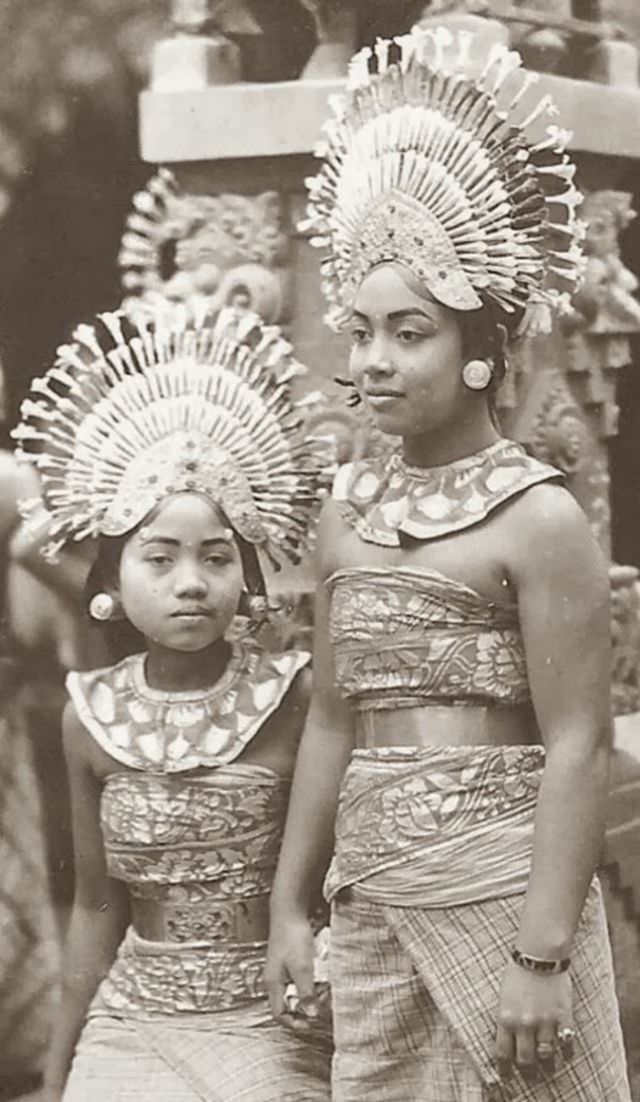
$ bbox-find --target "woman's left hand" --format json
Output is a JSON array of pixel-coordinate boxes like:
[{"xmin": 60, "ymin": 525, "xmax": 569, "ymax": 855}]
[{"xmin": 495, "ymin": 961, "xmax": 574, "ymax": 1079}]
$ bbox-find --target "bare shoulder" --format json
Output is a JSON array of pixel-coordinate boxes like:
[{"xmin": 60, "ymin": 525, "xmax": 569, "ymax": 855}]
[
  {"xmin": 507, "ymin": 480, "xmax": 588, "ymax": 532},
  {"xmin": 289, "ymin": 664, "xmax": 312, "ymax": 708},
  {"xmin": 503, "ymin": 481, "xmax": 608, "ymax": 591},
  {"xmin": 277, "ymin": 664, "xmax": 311, "ymax": 735},
  {"xmin": 315, "ymin": 494, "xmax": 351, "ymax": 579}
]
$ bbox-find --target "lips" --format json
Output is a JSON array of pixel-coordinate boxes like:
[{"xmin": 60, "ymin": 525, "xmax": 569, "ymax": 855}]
[
  {"xmin": 171, "ymin": 608, "xmax": 212, "ymax": 618},
  {"xmin": 364, "ymin": 389, "xmax": 404, "ymax": 406}
]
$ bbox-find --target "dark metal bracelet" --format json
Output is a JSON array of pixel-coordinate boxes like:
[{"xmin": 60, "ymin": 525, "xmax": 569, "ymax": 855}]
[{"xmin": 511, "ymin": 947, "xmax": 571, "ymax": 975}]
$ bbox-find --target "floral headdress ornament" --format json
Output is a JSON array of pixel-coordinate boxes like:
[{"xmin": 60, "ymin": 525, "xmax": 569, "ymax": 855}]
[
  {"xmin": 303, "ymin": 25, "xmax": 584, "ymax": 337},
  {"xmin": 13, "ymin": 305, "xmax": 323, "ymax": 566}
]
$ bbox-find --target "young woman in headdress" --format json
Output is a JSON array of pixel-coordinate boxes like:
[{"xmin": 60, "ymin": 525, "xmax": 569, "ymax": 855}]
[
  {"xmin": 14, "ymin": 306, "xmax": 331, "ymax": 1101},
  {"xmin": 266, "ymin": 25, "xmax": 632, "ymax": 1102}
]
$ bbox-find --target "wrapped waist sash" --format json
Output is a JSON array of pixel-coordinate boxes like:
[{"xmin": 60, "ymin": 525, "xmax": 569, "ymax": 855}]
[
  {"xmin": 130, "ymin": 891, "xmax": 270, "ymax": 944},
  {"xmin": 94, "ymin": 927, "xmax": 268, "ymax": 1017},
  {"xmin": 325, "ymin": 744, "xmax": 544, "ymax": 906}
]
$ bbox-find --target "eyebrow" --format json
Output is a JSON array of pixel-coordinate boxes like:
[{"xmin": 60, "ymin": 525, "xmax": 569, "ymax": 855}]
[
  {"xmin": 140, "ymin": 535, "xmax": 233, "ymax": 547},
  {"xmin": 351, "ymin": 307, "xmax": 437, "ymax": 322}
]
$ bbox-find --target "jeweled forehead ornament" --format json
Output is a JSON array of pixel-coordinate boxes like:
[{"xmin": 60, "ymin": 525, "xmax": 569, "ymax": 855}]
[
  {"xmin": 12, "ymin": 306, "xmax": 322, "ymax": 563},
  {"xmin": 303, "ymin": 25, "xmax": 584, "ymax": 337}
]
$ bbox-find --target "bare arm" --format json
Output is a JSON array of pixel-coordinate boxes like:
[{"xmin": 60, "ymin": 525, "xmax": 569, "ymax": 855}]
[
  {"xmin": 8, "ymin": 463, "xmax": 92, "ymax": 602},
  {"xmin": 512, "ymin": 485, "xmax": 611, "ymax": 956},
  {"xmin": 496, "ymin": 484, "xmax": 611, "ymax": 1071},
  {"xmin": 43, "ymin": 703, "xmax": 129, "ymax": 1096},
  {"xmin": 266, "ymin": 499, "xmax": 355, "ymax": 1015}
]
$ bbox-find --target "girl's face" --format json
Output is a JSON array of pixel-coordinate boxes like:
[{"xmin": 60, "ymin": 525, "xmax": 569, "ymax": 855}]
[
  {"xmin": 117, "ymin": 494, "xmax": 244, "ymax": 653},
  {"xmin": 348, "ymin": 264, "xmax": 469, "ymax": 439}
]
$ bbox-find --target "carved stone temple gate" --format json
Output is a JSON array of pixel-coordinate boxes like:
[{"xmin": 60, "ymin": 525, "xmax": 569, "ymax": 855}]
[{"xmin": 131, "ymin": 2, "xmax": 640, "ymax": 1086}]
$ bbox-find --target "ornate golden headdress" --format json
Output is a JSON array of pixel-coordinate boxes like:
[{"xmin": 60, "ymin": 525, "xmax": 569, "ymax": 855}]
[
  {"xmin": 303, "ymin": 25, "xmax": 583, "ymax": 335},
  {"xmin": 13, "ymin": 305, "xmax": 322, "ymax": 563}
]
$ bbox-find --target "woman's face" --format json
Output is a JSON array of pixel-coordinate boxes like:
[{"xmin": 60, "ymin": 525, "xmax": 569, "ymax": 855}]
[
  {"xmin": 117, "ymin": 494, "xmax": 244, "ymax": 653},
  {"xmin": 348, "ymin": 265, "xmax": 469, "ymax": 439}
]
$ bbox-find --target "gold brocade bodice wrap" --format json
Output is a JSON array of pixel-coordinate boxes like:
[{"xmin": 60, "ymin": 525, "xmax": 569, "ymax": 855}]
[
  {"xmin": 325, "ymin": 745, "xmax": 544, "ymax": 907},
  {"xmin": 325, "ymin": 447, "xmax": 555, "ymax": 907},
  {"xmin": 328, "ymin": 441, "xmax": 560, "ymax": 710},
  {"xmin": 328, "ymin": 566, "xmax": 529, "ymax": 710},
  {"xmin": 97, "ymin": 767, "xmax": 289, "ymax": 1017},
  {"xmin": 67, "ymin": 642, "xmax": 309, "ymax": 1018}
]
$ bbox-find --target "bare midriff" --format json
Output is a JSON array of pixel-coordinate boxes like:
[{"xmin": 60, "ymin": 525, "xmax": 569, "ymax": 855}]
[{"xmin": 355, "ymin": 703, "xmax": 538, "ymax": 750}]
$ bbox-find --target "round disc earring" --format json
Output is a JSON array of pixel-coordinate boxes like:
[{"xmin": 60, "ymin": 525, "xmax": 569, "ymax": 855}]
[
  {"xmin": 462, "ymin": 359, "xmax": 493, "ymax": 391},
  {"xmin": 89, "ymin": 592, "xmax": 115, "ymax": 622}
]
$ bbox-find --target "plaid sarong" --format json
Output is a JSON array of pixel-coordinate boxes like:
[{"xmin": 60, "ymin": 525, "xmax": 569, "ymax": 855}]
[
  {"xmin": 330, "ymin": 884, "xmax": 630, "ymax": 1102},
  {"xmin": 63, "ymin": 1004, "xmax": 331, "ymax": 1101},
  {"xmin": 329, "ymin": 746, "xmax": 631, "ymax": 1101}
]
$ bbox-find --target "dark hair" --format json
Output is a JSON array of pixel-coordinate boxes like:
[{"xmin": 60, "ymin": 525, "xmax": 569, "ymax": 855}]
[
  {"xmin": 84, "ymin": 534, "xmax": 146, "ymax": 661},
  {"xmin": 456, "ymin": 305, "xmax": 513, "ymax": 429}
]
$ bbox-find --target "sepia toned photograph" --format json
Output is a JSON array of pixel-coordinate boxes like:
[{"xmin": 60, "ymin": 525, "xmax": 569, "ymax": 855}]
[{"xmin": 0, "ymin": 2, "xmax": 639, "ymax": 1100}]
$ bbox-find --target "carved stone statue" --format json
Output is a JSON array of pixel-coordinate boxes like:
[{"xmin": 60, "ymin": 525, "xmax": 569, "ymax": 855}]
[
  {"xmin": 119, "ymin": 170, "xmax": 290, "ymax": 322},
  {"xmin": 572, "ymin": 190, "xmax": 640, "ymax": 334},
  {"xmin": 530, "ymin": 374, "xmax": 589, "ymax": 476}
]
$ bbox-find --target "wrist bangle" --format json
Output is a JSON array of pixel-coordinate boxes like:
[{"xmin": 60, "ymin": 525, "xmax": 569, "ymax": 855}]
[{"xmin": 511, "ymin": 947, "xmax": 570, "ymax": 974}]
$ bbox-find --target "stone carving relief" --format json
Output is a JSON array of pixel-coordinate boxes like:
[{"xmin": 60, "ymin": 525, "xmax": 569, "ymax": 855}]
[
  {"xmin": 489, "ymin": 197, "xmax": 640, "ymax": 481},
  {"xmin": 415, "ymin": 2, "xmax": 638, "ymax": 84},
  {"xmin": 300, "ymin": 387, "xmax": 398, "ymax": 472},
  {"xmin": 556, "ymin": 189, "xmax": 640, "ymax": 444},
  {"xmin": 119, "ymin": 168, "xmax": 291, "ymax": 323},
  {"xmin": 494, "ymin": 193, "xmax": 640, "ymax": 555},
  {"xmin": 610, "ymin": 563, "xmax": 640, "ymax": 715},
  {"xmin": 585, "ymin": 454, "xmax": 612, "ymax": 552},
  {"xmin": 572, "ymin": 190, "xmax": 640, "ymax": 335},
  {"xmin": 529, "ymin": 373, "xmax": 589, "ymax": 475}
]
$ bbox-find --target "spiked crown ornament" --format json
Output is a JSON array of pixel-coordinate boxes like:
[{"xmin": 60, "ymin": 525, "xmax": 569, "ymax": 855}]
[
  {"xmin": 13, "ymin": 306, "xmax": 322, "ymax": 563},
  {"xmin": 303, "ymin": 26, "xmax": 584, "ymax": 336}
]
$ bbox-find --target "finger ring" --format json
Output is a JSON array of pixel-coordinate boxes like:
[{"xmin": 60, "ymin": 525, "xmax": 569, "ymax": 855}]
[
  {"xmin": 557, "ymin": 1027, "xmax": 576, "ymax": 1045},
  {"xmin": 537, "ymin": 1043, "xmax": 555, "ymax": 1056}
]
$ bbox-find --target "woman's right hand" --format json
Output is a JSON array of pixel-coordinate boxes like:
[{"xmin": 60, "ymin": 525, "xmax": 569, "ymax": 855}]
[{"xmin": 265, "ymin": 911, "xmax": 318, "ymax": 1033}]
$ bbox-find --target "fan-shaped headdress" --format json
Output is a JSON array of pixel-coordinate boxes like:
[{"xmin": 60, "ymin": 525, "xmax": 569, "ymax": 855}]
[
  {"xmin": 304, "ymin": 25, "xmax": 583, "ymax": 335},
  {"xmin": 13, "ymin": 306, "xmax": 322, "ymax": 563}
]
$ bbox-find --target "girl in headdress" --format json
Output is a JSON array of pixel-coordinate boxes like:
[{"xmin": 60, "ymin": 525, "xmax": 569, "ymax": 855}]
[
  {"xmin": 266, "ymin": 25, "xmax": 632, "ymax": 1102},
  {"xmin": 14, "ymin": 306, "xmax": 331, "ymax": 1101}
]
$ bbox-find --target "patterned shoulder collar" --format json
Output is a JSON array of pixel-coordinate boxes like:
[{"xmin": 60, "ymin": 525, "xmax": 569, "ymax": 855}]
[
  {"xmin": 332, "ymin": 439, "xmax": 562, "ymax": 547},
  {"xmin": 66, "ymin": 639, "xmax": 309, "ymax": 773}
]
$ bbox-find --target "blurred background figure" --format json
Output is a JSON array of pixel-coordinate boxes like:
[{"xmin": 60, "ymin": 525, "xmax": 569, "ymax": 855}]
[
  {"xmin": 0, "ymin": 9, "xmax": 153, "ymax": 1094},
  {"xmin": 0, "ymin": 432, "xmax": 60, "ymax": 1099}
]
